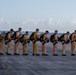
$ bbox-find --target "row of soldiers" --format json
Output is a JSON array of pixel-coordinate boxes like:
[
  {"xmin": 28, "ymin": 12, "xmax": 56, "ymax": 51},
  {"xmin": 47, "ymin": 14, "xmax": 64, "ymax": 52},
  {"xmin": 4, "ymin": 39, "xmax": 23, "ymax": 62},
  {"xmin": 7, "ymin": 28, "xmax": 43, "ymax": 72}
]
[{"xmin": 0, "ymin": 28, "xmax": 76, "ymax": 56}]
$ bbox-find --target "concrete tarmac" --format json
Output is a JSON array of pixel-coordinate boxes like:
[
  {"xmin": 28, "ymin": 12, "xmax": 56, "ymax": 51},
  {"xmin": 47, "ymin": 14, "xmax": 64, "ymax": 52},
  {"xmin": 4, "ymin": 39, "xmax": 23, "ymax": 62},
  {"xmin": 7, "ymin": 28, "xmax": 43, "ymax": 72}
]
[{"xmin": 0, "ymin": 42, "xmax": 76, "ymax": 75}]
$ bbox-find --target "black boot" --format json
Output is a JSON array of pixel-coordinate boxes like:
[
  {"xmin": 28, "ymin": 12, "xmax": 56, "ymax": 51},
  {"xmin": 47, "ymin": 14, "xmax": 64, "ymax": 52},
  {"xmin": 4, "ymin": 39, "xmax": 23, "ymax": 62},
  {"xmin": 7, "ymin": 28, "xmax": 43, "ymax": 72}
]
[
  {"xmin": 42, "ymin": 54, "xmax": 48, "ymax": 56},
  {"xmin": 23, "ymin": 53, "xmax": 29, "ymax": 55},
  {"xmin": 14, "ymin": 53, "xmax": 20, "ymax": 55},
  {"xmin": 71, "ymin": 54, "xmax": 75, "ymax": 56},
  {"xmin": 62, "ymin": 54, "xmax": 67, "ymax": 56},
  {"xmin": 53, "ymin": 54, "xmax": 58, "ymax": 56},
  {"xmin": 0, "ymin": 53, "xmax": 4, "ymax": 55},
  {"xmin": 6, "ymin": 52, "xmax": 11, "ymax": 55},
  {"xmin": 7, "ymin": 53, "xmax": 12, "ymax": 55},
  {"xmin": 36, "ymin": 54, "xmax": 40, "ymax": 56},
  {"xmin": 32, "ymin": 53, "xmax": 35, "ymax": 56}
]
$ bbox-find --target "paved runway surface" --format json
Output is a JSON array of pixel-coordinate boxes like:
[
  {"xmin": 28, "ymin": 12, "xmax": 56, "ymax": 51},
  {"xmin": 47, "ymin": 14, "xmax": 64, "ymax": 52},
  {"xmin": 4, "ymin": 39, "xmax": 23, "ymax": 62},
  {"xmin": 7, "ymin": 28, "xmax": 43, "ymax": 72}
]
[{"xmin": 0, "ymin": 42, "xmax": 76, "ymax": 75}]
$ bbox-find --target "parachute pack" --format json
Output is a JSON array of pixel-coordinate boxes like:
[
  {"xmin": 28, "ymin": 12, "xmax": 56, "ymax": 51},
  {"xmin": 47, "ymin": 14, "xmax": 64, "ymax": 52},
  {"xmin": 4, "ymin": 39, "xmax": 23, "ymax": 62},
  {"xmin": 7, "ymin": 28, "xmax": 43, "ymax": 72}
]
[
  {"xmin": 0, "ymin": 34, "xmax": 3, "ymax": 42},
  {"xmin": 0, "ymin": 35, "xmax": 2, "ymax": 39},
  {"xmin": 59, "ymin": 34, "xmax": 65, "ymax": 42},
  {"xmin": 50, "ymin": 34, "xmax": 55, "ymax": 43},
  {"xmin": 20, "ymin": 35, "xmax": 24, "ymax": 43},
  {"xmin": 4, "ymin": 32, "xmax": 10, "ymax": 40},
  {"xmin": 69, "ymin": 33, "xmax": 73, "ymax": 40},
  {"xmin": 4, "ymin": 32, "xmax": 12, "ymax": 45},
  {"xmin": 11, "ymin": 32, "xmax": 17, "ymax": 40},
  {"xmin": 29, "ymin": 32, "xmax": 35, "ymax": 41},
  {"xmin": 20, "ymin": 34, "xmax": 30, "ymax": 44},
  {"xmin": 40, "ymin": 34, "xmax": 45, "ymax": 42}
]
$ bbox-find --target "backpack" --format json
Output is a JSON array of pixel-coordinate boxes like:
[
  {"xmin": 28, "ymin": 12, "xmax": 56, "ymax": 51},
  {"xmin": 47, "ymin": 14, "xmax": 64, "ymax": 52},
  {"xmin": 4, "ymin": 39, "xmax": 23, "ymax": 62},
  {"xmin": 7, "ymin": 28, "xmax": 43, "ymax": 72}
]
[
  {"xmin": 40, "ymin": 34, "xmax": 45, "ymax": 42},
  {"xmin": 20, "ymin": 35, "xmax": 24, "ymax": 43},
  {"xmin": 29, "ymin": 32, "xmax": 35, "ymax": 41},
  {"xmin": 0, "ymin": 34, "xmax": 3, "ymax": 40},
  {"xmin": 4, "ymin": 32, "xmax": 10, "ymax": 40},
  {"xmin": 59, "ymin": 34, "xmax": 65, "ymax": 42},
  {"xmin": 50, "ymin": 34, "xmax": 55, "ymax": 43},
  {"xmin": 0, "ymin": 34, "xmax": 4, "ymax": 42},
  {"xmin": 11, "ymin": 32, "xmax": 16, "ymax": 40},
  {"xmin": 69, "ymin": 33, "xmax": 73, "ymax": 40}
]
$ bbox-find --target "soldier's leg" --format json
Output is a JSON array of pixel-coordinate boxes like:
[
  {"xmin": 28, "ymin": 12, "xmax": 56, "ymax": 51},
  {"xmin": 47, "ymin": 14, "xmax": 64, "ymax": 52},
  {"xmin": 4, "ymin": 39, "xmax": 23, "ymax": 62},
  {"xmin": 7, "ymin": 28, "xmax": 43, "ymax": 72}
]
[
  {"xmin": 42, "ymin": 44, "xmax": 46, "ymax": 54},
  {"xmin": 14, "ymin": 42, "xmax": 19, "ymax": 55},
  {"xmin": 53, "ymin": 43, "xmax": 58, "ymax": 55},
  {"xmin": 35, "ymin": 42, "xmax": 38, "ymax": 54},
  {"xmin": 6, "ymin": 42, "xmax": 11, "ymax": 54},
  {"xmin": 15, "ymin": 42, "xmax": 19, "ymax": 54},
  {"xmin": 0, "ymin": 42, "xmax": 3, "ymax": 54},
  {"xmin": 62, "ymin": 43, "xmax": 66, "ymax": 55},
  {"xmin": 23, "ymin": 44, "xmax": 27, "ymax": 54},
  {"xmin": 71, "ymin": 42, "xmax": 75, "ymax": 54},
  {"xmin": 32, "ymin": 43, "xmax": 35, "ymax": 54},
  {"xmin": 14, "ymin": 41, "xmax": 16, "ymax": 54}
]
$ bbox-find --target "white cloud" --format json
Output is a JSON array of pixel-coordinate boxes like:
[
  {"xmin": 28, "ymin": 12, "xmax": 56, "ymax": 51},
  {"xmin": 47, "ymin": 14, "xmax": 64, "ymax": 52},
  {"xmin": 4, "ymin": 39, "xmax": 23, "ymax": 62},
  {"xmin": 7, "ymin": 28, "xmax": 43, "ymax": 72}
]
[
  {"xmin": 0, "ymin": 18, "xmax": 76, "ymax": 33},
  {"xmin": 71, "ymin": 19, "xmax": 76, "ymax": 24},
  {"xmin": 0, "ymin": 18, "xmax": 4, "ymax": 22}
]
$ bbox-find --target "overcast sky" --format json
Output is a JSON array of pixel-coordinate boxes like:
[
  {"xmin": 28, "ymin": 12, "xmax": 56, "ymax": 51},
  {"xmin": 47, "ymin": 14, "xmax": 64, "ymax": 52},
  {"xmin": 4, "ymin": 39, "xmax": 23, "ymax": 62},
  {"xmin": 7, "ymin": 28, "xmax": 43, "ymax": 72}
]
[{"xmin": 0, "ymin": 0, "xmax": 76, "ymax": 32}]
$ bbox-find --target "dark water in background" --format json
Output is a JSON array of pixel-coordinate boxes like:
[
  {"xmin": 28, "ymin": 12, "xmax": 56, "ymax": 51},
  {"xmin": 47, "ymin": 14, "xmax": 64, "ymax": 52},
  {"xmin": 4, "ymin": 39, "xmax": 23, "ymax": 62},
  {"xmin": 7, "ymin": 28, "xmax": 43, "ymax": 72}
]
[
  {"xmin": 20, "ymin": 31, "xmax": 71, "ymax": 37},
  {"xmin": 20, "ymin": 31, "xmax": 63, "ymax": 37},
  {"xmin": 0, "ymin": 31, "xmax": 67, "ymax": 37},
  {"xmin": 21, "ymin": 31, "xmax": 64, "ymax": 37}
]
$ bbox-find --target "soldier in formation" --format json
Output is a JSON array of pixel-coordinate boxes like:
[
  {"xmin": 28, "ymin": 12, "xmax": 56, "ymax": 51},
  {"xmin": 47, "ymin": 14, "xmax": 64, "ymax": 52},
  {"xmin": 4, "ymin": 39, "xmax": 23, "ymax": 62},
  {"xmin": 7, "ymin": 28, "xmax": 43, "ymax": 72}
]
[{"xmin": 0, "ymin": 28, "xmax": 76, "ymax": 56}]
